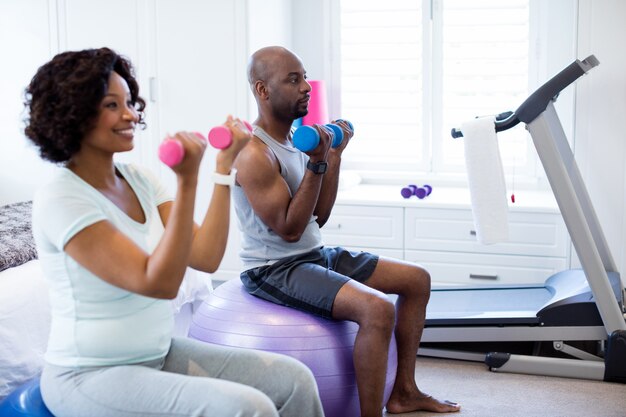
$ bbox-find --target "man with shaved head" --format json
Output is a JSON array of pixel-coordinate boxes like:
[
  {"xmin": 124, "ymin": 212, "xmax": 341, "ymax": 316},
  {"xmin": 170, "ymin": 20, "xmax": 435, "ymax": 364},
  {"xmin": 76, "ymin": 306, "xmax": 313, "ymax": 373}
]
[{"xmin": 232, "ymin": 46, "xmax": 460, "ymax": 417}]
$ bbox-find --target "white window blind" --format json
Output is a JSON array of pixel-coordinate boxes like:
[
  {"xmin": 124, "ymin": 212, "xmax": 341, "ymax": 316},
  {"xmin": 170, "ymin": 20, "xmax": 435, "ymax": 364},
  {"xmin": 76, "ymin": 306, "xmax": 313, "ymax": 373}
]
[
  {"xmin": 338, "ymin": 0, "xmax": 538, "ymax": 178},
  {"xmin": 435, "ymin": 0, "xmax": 531, "ymax": 174},
  {"xmin": 339, "ymin": 0, "xmax": 427, "ymax": 171}
]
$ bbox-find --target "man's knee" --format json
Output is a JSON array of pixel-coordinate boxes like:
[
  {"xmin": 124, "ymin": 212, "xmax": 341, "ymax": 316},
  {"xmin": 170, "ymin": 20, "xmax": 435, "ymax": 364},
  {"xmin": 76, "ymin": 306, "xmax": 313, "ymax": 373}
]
[
  {"xmin": 414, "ymin": 265, "xmax": 431, "ymax": 295},
  {"xmin": 364, "ymin": 293, "xmax": 396, "ymax": 333}
]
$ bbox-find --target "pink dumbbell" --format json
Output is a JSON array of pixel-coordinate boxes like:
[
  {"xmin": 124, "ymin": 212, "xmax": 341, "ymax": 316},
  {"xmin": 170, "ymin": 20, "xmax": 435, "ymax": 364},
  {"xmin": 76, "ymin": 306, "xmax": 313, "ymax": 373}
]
[
  {"xmin": 159, "ymin": 122, "xmax": 253, "ymax": 167},
  {"xmin": 208, "ymin": 121, "xmax": 253, "ymax": 149}
]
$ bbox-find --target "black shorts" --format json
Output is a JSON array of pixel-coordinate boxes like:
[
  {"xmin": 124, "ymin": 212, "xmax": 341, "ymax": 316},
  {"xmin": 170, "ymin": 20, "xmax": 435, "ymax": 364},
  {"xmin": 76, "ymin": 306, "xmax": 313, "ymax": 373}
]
[{"xmin": 240, "ymin": 247, "xmax": 379, "ymax": 318}]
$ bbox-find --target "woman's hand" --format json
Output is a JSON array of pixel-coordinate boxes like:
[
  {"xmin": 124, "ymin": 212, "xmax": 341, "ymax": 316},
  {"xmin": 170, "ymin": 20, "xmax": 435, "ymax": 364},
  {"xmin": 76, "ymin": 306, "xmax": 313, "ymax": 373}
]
[
  {"xmin": 165, "ymin": 131, "xmax": 207, "ymax": 180},
  {"xmin": 215, "ymin": 115, "xmax": 252, "ymax": 174}
]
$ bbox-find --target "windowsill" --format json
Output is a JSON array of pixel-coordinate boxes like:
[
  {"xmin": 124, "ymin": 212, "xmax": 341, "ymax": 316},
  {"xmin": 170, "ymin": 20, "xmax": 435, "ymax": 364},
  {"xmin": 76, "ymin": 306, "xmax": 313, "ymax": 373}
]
[
  {"xmin": 336, "ymin": 182, "xmax": 560, "ymax": 213},
  {"xmin": 345, "ymin": 169, "xmax": 551, "ymax": 190}
]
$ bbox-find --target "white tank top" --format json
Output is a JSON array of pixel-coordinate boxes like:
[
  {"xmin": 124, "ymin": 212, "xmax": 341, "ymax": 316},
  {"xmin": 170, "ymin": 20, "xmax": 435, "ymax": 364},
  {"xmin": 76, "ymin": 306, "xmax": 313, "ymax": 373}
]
[{"xmin": 233, "ymin": 127, "xmax": 323, "ymax": 269}]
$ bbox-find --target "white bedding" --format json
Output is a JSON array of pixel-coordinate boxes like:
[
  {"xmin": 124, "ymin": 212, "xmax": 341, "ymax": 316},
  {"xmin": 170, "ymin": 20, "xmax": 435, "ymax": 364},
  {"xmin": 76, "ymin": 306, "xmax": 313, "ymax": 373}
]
[{"xmin": 0, "ymin": 260, "xmax": 50, "ymax": 401}]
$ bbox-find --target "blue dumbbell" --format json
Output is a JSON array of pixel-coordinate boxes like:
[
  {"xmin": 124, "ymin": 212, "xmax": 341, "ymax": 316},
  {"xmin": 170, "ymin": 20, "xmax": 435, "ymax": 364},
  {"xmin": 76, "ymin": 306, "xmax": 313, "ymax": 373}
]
[{"xmin": 292, "ymin": 120, "xmax": 354, "ymax": 152}]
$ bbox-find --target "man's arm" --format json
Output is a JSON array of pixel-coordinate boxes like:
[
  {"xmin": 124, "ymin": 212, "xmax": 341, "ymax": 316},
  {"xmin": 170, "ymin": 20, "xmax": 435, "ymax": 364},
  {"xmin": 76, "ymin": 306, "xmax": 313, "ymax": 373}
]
[
  {"xmin": 314, "ymin": 120, "xmax": 353, "ymax": 227},
  {"xmin": 313, "ymin": 152, "xmax": 341, "ymax": 227},
  {"xmin": 235, "ymin": 138, "xmax": 326, "ymax": 242}
]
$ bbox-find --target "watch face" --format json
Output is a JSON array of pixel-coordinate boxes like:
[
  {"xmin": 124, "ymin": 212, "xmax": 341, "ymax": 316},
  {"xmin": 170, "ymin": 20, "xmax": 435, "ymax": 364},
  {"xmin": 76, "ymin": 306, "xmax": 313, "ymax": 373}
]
[{"xmin": 307, "ymin": 160, "xmax": 328, "ymax": 174}]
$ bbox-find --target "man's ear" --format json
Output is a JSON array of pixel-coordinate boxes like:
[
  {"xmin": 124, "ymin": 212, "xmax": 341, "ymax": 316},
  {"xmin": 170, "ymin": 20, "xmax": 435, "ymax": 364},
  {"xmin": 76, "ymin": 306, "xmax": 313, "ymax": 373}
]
[{"xmin": 255, "ymin": 80, "xmax": 269, "ymax": 100}]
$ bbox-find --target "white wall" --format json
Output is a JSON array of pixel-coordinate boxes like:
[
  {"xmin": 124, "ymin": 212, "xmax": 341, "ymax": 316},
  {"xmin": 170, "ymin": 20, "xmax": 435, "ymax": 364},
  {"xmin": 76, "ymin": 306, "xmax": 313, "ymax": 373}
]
[
  {"xmin": 245, "ymin": 0, "xmax": 293, "ymax": 122},
  {"xmin": 2, "ymin": 0, "xmax": 625, "ymax": 284},
  {"xmin": 291, "ymin": 0, "xmax": 341, "ymax": 119},
  {"xmin": 0, "ymin": 0, "xmax": 58, "ymax": 205},
  {"xmin": 575, "ymin": 0, "xmax": 626, "ymax": 280}
]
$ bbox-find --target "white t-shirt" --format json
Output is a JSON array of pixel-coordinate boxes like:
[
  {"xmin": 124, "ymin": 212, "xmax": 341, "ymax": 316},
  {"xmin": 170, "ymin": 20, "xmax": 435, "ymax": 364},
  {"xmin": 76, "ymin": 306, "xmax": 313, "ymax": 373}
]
[{"xmin": 32, "ymin": 163, "xmax": 174, "ymax": 367}]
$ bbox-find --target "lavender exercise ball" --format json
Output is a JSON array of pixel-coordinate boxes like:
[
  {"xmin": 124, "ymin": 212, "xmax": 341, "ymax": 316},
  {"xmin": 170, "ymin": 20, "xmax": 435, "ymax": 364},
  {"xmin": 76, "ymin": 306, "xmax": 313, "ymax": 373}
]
[{"xmin": 189, "ymin": 279, "xmax": 398, "ymax": 417}]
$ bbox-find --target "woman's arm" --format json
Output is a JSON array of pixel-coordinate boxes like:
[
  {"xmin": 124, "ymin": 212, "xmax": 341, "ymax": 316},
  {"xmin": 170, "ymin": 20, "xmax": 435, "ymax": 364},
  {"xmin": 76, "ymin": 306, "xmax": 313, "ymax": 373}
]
[
  {"xmin": 64, "ymin": 131, "xmax": 205, "ymax": 299},
  {"xmin": 173, "ymin": 117, "xmax": 250, "ymax": 272}
]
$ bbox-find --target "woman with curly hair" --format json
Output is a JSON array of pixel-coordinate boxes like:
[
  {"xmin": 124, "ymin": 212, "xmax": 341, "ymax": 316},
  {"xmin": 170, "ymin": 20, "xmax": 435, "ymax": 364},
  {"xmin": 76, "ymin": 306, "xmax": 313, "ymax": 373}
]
[{"xmin": 24, "ymin": 47, "xmax": 324, "ymax": 417}]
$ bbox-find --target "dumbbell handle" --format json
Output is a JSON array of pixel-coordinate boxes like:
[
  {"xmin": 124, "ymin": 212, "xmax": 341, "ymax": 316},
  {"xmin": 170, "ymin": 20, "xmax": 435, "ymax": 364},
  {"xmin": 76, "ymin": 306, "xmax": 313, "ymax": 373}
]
[
  {"xmin": 159, "ymin": 121, "xmax": 253, "ymax": 167},
  {"xmin": 292, "ymin": 119, "xmax": 353, "ymax": 152}
]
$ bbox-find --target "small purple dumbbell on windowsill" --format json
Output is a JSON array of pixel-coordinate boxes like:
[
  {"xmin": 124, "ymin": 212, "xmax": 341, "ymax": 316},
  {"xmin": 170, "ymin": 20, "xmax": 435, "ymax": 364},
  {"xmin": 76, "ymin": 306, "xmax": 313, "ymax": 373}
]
[{"xmin": 401, "ymin": 184, "xmax": 432, "ymax": 199}]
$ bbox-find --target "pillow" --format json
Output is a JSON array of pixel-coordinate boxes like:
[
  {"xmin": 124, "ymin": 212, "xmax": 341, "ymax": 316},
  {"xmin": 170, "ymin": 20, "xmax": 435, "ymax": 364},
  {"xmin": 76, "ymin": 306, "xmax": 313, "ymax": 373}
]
[
  {"xmin": 0, "ymin": 201, "xmax": 37, "ymax": 272},
  {"xmin": 0, "ymin": 260, "xmax": 50, "ymax": 401}
]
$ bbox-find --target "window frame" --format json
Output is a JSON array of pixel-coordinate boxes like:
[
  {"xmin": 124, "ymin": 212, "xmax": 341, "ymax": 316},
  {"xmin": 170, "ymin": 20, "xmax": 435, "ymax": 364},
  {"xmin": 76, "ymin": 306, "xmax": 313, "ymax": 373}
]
[{"xmin": 326, "ymin": 0, "xmax": 578, "ymax": 188}]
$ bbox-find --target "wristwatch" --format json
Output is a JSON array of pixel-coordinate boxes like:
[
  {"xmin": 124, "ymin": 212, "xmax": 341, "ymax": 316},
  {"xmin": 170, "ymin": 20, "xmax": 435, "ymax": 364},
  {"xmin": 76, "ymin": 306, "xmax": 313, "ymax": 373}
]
[{"xmin": 306, "ymin": 160, "xmax": 328, "ymax": 174}]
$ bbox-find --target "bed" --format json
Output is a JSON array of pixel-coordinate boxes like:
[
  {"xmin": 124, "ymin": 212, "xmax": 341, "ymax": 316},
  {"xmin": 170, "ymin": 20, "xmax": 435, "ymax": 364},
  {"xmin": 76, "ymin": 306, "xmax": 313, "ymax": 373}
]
[{"xmin": 0, "ymin": 200, "xmax": 212, "ymax": 401}]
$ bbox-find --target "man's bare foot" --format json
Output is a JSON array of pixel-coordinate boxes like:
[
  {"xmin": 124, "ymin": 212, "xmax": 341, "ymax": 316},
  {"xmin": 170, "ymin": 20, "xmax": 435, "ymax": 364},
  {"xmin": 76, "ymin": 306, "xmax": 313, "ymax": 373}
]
[{"xmin": 386, "ymin": 392, "xmax": 461, "ymax": 414}]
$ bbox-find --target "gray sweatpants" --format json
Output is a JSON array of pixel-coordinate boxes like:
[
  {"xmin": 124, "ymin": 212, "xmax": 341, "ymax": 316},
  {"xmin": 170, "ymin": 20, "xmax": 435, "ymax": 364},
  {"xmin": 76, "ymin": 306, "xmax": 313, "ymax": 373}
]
[{"xmin": 41, "ymin": 337, "xmax": 324, "ymax": 417}]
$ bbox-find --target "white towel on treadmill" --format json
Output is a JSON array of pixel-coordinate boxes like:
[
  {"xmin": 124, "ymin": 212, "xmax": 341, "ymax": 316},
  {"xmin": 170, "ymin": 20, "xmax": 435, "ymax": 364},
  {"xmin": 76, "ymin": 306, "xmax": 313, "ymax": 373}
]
[{"xmin": 462, "ymin": 116, "xmax": 509, "ymax": 244}]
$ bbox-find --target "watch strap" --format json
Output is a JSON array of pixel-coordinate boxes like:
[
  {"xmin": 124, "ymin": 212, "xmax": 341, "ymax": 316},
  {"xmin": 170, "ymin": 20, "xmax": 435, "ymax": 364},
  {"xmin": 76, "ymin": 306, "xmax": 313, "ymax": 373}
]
[
  {"xmin": 306, "ymin": 160, "xmax": 328, "ymax": 174},
  {"xmin": 212, "ymin": 168, "xmax": 237, "ymax": 187}
]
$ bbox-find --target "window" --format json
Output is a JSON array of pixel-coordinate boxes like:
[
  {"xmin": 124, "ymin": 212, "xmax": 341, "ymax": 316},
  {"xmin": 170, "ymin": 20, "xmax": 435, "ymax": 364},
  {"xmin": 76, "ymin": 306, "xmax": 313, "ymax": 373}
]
[
  {"xmin": 335, "ymin": 0, "xmax": 577, "ymax": 184},
  {"xmin": 339, "ymin": 0, "xmax": 427, "ymax": 172}
]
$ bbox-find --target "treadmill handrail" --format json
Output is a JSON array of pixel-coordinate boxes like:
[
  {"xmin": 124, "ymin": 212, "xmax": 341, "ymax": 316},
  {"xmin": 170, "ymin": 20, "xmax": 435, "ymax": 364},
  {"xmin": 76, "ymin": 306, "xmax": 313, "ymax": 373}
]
[
  {"xmin": 516, "ymin": 55, "xmax": 599, "ymax": 124},
  {"xmin": 450, "ymin": 55, "xmax": 599, "ymax": 138}
]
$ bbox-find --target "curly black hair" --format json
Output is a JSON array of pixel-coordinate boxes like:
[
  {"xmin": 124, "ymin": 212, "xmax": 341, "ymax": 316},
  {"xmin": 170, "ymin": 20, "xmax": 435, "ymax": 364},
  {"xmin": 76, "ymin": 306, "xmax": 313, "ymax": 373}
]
[{"xmin": 24, "ymin": 47, "xmax": 146, "ymax": 163}]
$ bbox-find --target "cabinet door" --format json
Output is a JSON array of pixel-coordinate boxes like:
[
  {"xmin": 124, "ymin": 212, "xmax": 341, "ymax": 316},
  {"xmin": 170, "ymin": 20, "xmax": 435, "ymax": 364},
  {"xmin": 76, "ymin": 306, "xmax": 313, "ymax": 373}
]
[
  {"xmin": 62, "ymin": 0, "xmax": 144, "ymax": 59},
  {"xmin": 152, "ymin": 0, "xmax": 247, "ymax": 134},
  {"xmin": 60, "ymin": 0, "xmax": 158, "ymax": 173},
  {"xmin": 405, "ymin": 250, "xmax": 567, "ymax": 286},
  {"xmin": 330, "ymin": 246, "xmax": 403, "ymax": 260},
  {"xmin": 405, "ymin": 207, "xmax": 568, "ymax": 257},
  {"xmin": 152, "ymin": 0, "xmax": 248, "ymax": 211},
  {"xmin": 322, "ymin": 205, "xmax": 404, "ymax": 250}
]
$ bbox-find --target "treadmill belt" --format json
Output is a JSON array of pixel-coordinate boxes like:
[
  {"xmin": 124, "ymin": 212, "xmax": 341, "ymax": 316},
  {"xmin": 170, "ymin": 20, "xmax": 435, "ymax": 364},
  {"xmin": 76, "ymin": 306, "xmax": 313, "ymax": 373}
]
[{"xmin": 425, "ymin": 286, "xmax": 553, "ymax": 326}]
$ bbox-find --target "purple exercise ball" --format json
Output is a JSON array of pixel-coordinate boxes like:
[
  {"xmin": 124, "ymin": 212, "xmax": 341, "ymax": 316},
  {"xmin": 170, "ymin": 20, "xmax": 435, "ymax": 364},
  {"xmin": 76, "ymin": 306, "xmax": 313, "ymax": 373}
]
[{"xmin": 189, "ymin": 279, "xmax": 398, "ymax": 417}]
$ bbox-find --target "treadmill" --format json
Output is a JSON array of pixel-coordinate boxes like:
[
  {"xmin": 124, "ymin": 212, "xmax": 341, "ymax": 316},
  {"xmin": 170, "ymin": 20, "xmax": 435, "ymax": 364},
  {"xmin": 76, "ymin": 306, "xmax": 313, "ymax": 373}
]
[{"xmin": 420, "ymin": 55, "xmax": 626, "ymax": 383}]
